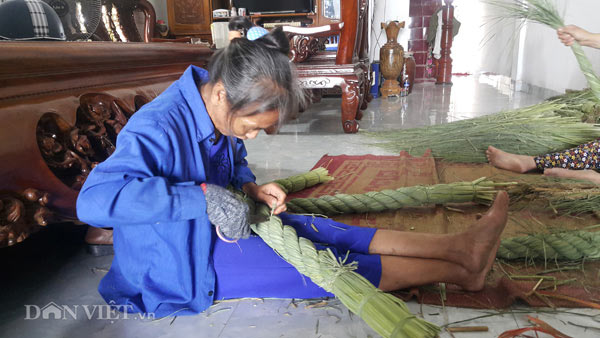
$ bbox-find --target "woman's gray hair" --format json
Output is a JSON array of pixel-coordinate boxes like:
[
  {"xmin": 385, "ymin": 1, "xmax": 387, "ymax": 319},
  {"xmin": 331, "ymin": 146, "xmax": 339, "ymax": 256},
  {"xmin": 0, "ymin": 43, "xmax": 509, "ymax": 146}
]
[{"xmin": 207, "ymin": 27, "xmax": 305, "ymax": 130}]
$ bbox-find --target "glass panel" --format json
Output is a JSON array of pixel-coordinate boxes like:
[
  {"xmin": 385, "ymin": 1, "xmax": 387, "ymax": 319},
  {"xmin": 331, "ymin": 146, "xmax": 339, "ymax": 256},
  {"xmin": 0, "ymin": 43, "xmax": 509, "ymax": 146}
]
[{"xmin": 322, "ymin": 0, "xmax": 340, "ymax": 20}]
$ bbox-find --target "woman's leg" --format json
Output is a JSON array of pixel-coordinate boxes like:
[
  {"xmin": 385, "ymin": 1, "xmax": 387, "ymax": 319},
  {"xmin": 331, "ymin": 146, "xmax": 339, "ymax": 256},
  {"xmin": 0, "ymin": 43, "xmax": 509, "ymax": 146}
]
[
  {"xmin": 486, "ymin": 139, "xmax": 600, "ymax": 174},
  {"xmin": 543, "ymin": 167, "xmax": 600, "ymax": 184},
  {"xmin": 378, "ymin": 243, "xmax": 498, "ymax": 292},
  {"xmin": 368, "ymin": 191, "xmax": 508, "ymax": 273},
  {"xmin": 535, "ymin": 138, "xmax": 600, "ymax": 170},
  {"xmin": 213, "ymin": 235, "xmax": 334, "ymax": 300}
]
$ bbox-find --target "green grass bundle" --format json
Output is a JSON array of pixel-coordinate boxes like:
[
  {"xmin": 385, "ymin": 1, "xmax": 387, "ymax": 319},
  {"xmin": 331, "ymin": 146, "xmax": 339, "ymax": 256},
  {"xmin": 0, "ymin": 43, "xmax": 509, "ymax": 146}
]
[
  {"xmin": 507, "ymin": 175, "xmax": 600, "ymax": 215},
  {"xmin": 365, "ymin": 100, "xmax": 600, "ymax": 163},
  {"xmin": 546, "ymin": 189, "xmax": 600, "ymax": 215},
  {"xmin": 515, "ymin": 185, "xmax": 600, "ymax": 215},
  {"xmin": 486, "ymin": 0, "xmax": 600, "ymax": 101}
]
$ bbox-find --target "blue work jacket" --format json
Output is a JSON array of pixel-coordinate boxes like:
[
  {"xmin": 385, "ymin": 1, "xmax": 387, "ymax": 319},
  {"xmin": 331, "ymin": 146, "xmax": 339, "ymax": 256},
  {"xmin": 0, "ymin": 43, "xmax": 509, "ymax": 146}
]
[{"xmin": 76, "ymin": 66, "xmax": 256, "ymax": 317}]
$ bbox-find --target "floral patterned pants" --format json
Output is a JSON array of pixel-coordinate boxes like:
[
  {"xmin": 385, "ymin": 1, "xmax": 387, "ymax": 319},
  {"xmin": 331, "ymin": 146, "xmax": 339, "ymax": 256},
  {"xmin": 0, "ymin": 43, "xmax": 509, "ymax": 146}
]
[{"xmin": 535, "ymin": 138, "xmax": 600, "ymax": 170}]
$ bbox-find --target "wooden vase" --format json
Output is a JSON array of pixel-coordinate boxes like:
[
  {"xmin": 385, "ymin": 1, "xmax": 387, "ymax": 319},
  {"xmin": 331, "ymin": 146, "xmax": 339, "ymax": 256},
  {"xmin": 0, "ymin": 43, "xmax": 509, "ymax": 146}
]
[
  {"xmin": 379, "ymin": 21, "xmax": 405, "ymax": 98},
  {"xmin": 404, "ymin": 51, "xmax": 416, "ymax": 94}
]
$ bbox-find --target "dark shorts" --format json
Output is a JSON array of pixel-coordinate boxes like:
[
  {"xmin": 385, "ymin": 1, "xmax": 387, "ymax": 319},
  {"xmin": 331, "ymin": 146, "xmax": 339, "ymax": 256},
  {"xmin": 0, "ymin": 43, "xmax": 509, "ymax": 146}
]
[{"xmin": 213, "ymin": 213, "xmax": 381, "ymax": 299}]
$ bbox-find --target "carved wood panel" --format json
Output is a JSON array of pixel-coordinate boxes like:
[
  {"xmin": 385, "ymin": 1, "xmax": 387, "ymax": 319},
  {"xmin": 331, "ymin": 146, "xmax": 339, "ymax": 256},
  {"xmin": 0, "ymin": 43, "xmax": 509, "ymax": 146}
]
[
  {"xmin": 1, "ymin": 189, "xmax": 53, "ymax": 247},
  {"xmin": 36, "ymin": 93, "xmax": 151, "ymax": 191},
  {"xmin": 289, "ymin": 35, "xmax": 328, "ymax": 63},
  {"xmin": 167, "ymin": 0, "xmax": 212, "ymax": 38}
]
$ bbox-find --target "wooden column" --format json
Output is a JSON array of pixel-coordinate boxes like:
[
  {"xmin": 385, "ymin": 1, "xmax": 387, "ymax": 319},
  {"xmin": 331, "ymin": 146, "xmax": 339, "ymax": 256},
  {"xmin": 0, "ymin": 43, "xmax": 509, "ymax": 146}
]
[{"xmin": 436, "ymin": 0, "xmax": 454, "ymax": 84}]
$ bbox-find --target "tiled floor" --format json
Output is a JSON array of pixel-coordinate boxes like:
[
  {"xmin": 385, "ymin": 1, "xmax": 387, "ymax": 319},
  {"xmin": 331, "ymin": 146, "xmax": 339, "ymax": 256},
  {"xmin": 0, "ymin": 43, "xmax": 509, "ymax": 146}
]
[{"xmin": 2, "ymin": 75, "xmax": 599, "ymax": 338}]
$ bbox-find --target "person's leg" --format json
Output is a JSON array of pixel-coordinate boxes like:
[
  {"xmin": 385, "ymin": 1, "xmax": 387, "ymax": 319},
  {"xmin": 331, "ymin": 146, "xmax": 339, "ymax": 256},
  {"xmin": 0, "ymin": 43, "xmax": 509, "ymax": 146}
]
[
  {"xmin": 212, "ymin": 235, "xmax": 334, "ymax": 300},
  {"xmin": 368, "ymin": 191, "xmax": 508, "ymax": 273},
  {"xmin": 487, "ymin": 139, "xmax": 600, "ymax": 174},
  {"xmin": 540, "ymin": 138, "xmax": 600, "ymax": 183},
  {"xmin": 543, "ymin": 168, "xmax": 600, "ymax": 184},
  {"xmin": 213, "ymin": 234, "xmax": 383, "ymax": 299},
  {"xmin": 278, "ymin": 213, "xmax": 377, "ymax": 254},
  {"xmin": 379, "ymin": 251, "xmax": 495, "ymax": 292}
]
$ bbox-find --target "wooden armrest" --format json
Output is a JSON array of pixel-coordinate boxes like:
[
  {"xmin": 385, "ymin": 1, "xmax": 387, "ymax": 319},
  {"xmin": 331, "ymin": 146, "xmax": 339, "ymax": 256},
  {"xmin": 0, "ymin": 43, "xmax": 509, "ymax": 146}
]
[
  {"xmin": 137, "ymin": 0, "xmax": 156, "ymax": 43},
  {"xmin": 283, "ymin": 23, "xmax": 344, "ymax": 38}
]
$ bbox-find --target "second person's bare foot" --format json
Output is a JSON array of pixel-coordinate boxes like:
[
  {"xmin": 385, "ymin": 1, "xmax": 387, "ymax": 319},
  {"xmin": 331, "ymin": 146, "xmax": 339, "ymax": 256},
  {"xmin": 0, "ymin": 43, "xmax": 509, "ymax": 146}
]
[{"xmin": 486, "ymin": 146, "xmax": 537, "ymax": 173}]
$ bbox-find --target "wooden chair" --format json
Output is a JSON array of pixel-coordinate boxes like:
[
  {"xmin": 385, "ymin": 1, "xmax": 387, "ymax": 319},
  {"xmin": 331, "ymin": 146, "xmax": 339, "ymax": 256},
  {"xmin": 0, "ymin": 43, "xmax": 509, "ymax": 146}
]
[
  {"xmin": 90, "ymin": 0, "xmax": 156, "ymax": 42},
  {"xmin": 283, "ymin": 0, "xmax": 371, "ymax": 133}
]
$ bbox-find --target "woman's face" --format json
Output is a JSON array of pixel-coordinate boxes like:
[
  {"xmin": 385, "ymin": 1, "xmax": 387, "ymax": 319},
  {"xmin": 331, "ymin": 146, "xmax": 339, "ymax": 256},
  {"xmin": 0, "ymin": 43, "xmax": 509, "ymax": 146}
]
[
  {"xmin": 228, "ymin": 31, "xmax": 242, "ymax": 41},
  {"xmin": 203, "ymin": 81, "xmax": 281, "ymax": 139},
  {"xmin": 229, "ymin": 109, "xmax": 279, "ymax": 140}
]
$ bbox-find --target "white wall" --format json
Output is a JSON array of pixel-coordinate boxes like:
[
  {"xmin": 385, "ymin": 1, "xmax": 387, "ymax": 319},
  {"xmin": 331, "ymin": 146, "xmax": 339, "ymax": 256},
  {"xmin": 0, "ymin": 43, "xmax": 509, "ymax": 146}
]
[
  {"xmin": 452, "ymin": 1, "xmax": 521, "ymax": 77},
  {"xmin": 369, "ymin": 0, "xmax": 410, "ymax": 62},
  {"xmin": 518, "ymin": 0, "xmax": 600, "ymax": 92},
  {"xmin": 464, "ymin": 0, "xmax": 600, "ymax": 93},
  {"xmin": 148, "ymin": 0, "xmax": 168, "ymax": 24}
]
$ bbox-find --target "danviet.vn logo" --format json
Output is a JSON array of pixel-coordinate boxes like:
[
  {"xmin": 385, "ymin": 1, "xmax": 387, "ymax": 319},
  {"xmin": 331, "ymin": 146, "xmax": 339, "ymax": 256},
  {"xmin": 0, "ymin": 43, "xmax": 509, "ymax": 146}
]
[{"xmin": 24, "ymin": 301, "xmax": 155, "ymax": 321}]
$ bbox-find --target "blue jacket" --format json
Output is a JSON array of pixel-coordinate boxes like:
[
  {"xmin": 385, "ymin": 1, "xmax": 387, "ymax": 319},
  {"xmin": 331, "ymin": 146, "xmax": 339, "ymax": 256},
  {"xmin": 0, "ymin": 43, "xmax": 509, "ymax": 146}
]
[{"xmin": 76, "ymin": 66, "xmax": 256, "ymax": 317}]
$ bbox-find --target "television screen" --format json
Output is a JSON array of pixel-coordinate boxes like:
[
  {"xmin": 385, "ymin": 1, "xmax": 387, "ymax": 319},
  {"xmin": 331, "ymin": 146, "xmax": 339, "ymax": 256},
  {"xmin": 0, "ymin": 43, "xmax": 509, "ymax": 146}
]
[{"xmin": 233, "ymin": 0, "xmax": 313, "ymax": 14}]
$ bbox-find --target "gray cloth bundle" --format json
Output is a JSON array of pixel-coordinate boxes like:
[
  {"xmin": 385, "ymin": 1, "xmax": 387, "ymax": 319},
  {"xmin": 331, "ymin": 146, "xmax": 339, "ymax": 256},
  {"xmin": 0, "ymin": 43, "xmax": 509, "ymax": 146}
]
[{"xmin": 204, "ymin": 184, "xmax": 250, "ymax": 240}]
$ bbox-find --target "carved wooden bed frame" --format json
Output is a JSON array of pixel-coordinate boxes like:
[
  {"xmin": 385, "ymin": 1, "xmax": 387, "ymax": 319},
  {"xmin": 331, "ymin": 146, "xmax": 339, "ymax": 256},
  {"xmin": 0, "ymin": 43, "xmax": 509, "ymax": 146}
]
[{"xmin": 0, "ymin": 41, "xmax": 213, "ymax": 247}]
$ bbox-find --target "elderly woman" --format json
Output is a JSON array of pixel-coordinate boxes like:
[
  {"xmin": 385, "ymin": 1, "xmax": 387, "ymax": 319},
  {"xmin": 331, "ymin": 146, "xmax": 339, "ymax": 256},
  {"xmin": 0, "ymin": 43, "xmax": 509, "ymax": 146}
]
[{"xmin": 77, "ymin": 27, "xmax": 508, "ymax": 318}]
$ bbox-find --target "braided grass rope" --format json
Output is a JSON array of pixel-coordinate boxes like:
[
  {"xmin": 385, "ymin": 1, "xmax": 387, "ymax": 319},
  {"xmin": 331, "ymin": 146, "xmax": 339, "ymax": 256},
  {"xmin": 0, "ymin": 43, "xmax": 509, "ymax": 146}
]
[
  {"xmin": 250, "ymin": 203, "xmax": 440, "ymax": 338},
  {"xmin": 286, "ymin": 177, "xmax": 516, "ymax": 215},
  {"xmin": 272, "ymin": 167, "xmax": 333, "ymax": 194},
  {"xmin": 498, "ymin": 230, "xmax": 600, "ymax": 261}
]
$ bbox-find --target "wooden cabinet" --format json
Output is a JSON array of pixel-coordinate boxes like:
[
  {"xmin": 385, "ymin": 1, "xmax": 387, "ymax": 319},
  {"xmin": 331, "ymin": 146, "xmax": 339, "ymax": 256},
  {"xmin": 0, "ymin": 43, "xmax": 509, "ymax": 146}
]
[
  {"xmin": 166, "ymin": 0, "xmax": 340, "ymax": 41},
  {"xmin": 167, "ymin": 0, "xmax": 228, "ymax": 42},
  {"xmin": 315, "ymin": 0, "xmax": 341, "ymax": 27}
]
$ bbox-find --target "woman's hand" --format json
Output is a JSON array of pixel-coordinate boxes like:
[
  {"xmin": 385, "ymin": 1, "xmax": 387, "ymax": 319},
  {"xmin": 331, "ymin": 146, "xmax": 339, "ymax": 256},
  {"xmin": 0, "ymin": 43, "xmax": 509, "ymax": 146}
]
[
  {"xmin": 243, "ymin": 182, "xmax": 287, "ymax": 215},
  {"xmin": 557, "ymin": 25, "xmax": 600, "ymax": 49}
]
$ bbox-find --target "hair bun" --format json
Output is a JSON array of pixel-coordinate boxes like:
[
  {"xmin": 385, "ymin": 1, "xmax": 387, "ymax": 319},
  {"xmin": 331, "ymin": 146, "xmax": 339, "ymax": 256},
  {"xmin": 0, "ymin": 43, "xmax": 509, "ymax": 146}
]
[
  {"xmin": 256, "ymin": 27, "xmax": 290, "ymax": 55},
  {"xmin": 228, "ymin": 16, "xmax": 253, "ymax": 32}
]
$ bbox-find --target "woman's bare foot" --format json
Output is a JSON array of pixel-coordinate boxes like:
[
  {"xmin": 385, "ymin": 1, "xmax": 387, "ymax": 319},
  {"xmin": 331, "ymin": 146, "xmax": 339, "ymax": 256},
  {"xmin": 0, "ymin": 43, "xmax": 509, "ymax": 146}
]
[
  {"xmin": 486, "ymin": 146, "xmax": 537, "ymax": 173},
  {"xmin": 544, "ymin": 168, "xmax": 600, "ymax": 184},
  {"xmin": 460, "ymin": 191, "xmax": 509, "ymax": 273},
  {"xmin": 460, "ymin": 238, "xmax": 500, "ymax": 292}
]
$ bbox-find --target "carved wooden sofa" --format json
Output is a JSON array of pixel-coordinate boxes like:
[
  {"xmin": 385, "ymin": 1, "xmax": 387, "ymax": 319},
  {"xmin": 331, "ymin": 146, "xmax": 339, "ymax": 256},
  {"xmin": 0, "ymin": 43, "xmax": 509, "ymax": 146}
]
[
  {"xmin": 283, "ymin": 0, "xmax": 371, "ymax": 133},
  {"xmin": 0, "ymin": 41, "xmax": 212, "ymax": 247}
]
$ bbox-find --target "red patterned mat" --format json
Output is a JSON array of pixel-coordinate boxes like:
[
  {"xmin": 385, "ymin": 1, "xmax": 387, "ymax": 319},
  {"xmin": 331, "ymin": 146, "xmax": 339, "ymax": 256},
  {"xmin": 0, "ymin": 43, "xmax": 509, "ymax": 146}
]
[{"xmin": 288, "ymin": 153, "xmax": 600, "ymax": 309}]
